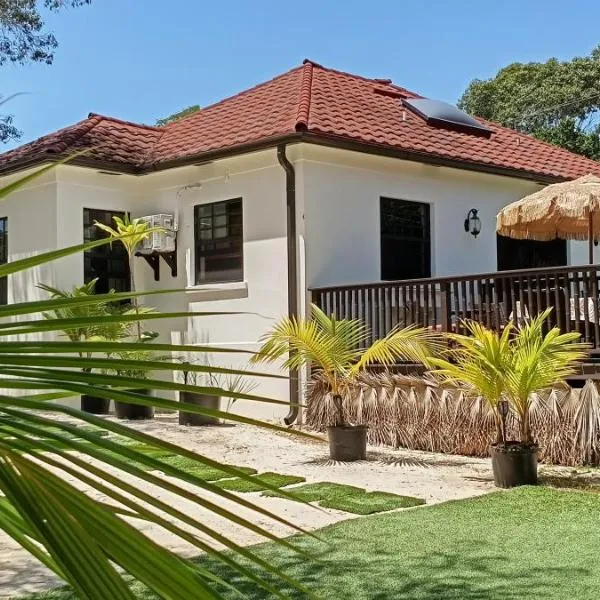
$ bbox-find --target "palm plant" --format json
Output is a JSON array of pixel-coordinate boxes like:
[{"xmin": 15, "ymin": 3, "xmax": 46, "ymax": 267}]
[
  {"xmin": 0, "ymin": 167, "xmax": 317, "ymax": 599},
  {"xmin": 427, "ymin": 320, "xmax": 514, "ymax": 444},
  {"xmin": 252, "ymin": 304, "xmax": 439, "ymax": 460},
  {"xmin": 253, "ymin": 304, "xmax": 439, "ymax": 424},
  {"xmin": 39, "ymin": 278, "xmax": 117, "ymax": 413},
  {"xmin": 505, "ymin": 309, "xmax": 588, "ymax": 444},
  {"xmin": 95, "ymin": 215, "xmax": 157, "ymax": 340},
  {"xmin": 429, "ymin": 309, "xmax": 588, "ymax": 487}
]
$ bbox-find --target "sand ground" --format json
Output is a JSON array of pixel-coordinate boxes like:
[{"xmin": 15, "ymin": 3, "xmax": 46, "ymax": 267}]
[{"xmin": 0, "ymin": 414, "xmax": 497, "ymax": 598}]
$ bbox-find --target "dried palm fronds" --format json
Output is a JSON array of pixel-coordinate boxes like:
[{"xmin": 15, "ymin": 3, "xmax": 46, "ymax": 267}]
[
  {"xmin": 305, "ymin": 371, "xmax": 600, "ymax": 466},
  {"xmin": 497, "ymin": 174, "xmax": 600, "ymax": 242}
]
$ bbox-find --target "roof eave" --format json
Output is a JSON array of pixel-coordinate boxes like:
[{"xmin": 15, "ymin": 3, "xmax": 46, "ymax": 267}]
[
  {"xmin": 0, "ymin": 131, "xmax": 571, "ymax": 184},
  {"xmin": 298, "ymin": 132, "xmax": 568, "ymax": 185}
]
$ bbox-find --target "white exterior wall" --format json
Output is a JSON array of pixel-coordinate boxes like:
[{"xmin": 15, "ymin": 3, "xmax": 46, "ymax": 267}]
[
  {"xmin": 0, "ymin": 169, "xmax": 59, "ymax": 305},
  {"xmin": 298, "ymin": 146, "xmax": 595, "ymax": 288},
  {"xmin": 2, "ymin": 144, "xmax": 597, "ymax": 418},
  {"xmin": 134, "ymin": 150, "xmax": 290, "ymax": 419},
  {"xmin": 54, "ymin": 167, "xmax": 140, "ymax": 291}
]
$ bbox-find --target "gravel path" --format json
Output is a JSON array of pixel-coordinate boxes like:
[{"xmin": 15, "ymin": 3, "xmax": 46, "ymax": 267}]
[{"xmin": 0, "ymin": 415, "xmax": 496, "ymax": 598}]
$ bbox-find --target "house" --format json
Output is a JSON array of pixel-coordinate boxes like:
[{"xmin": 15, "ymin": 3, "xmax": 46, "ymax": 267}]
[{"xmin": 1, "ymin": 59, "xmax": 600, "ymax": 421}]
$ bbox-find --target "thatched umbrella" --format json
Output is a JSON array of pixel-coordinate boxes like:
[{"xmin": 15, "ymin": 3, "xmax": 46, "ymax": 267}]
[{"xmin": 497, "ymin": 173, "xmax": 600, "ymax": 264}]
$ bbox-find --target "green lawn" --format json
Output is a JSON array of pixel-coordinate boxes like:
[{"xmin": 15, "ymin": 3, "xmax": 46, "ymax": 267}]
[{"xmin": 20, "ymin": 487, "xmax": 600, "ymax": 599}]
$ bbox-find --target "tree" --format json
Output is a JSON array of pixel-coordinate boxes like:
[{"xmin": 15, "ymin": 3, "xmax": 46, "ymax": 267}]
[
  {"xmin": 459, "ymin": 46, "xmax": 600, "ymax": 160},
  {"xmin": 0, "ymin": 1, "xmax": 91, "ymax": 66},
  {"xmin": 0, "ymin": 1, "xmax": 91, "ymax": 143},
  {"xmin": 156, "ymin": 104, "xmax": 200, "ymax": 126}
]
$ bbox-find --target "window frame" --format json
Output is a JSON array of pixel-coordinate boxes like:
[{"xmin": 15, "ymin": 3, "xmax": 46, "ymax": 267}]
[
  {"xmin": 193, "ymin": 198, "xmax": 244, "ymax": 285},
  {"xmin": 83, "ymin": 208, "xmax": 131, "ymax": 294},
  {"xmin": 380, "ymin": 197, "xmax": 431, "ymax": 281}
]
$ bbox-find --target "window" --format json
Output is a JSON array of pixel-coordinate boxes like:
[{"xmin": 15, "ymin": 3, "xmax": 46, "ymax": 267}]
[
  {"xmin": 0, "ymin": 217, "xmax": 7, "ymax": 304},
  {"xmin": 380, "ymin": 197, "xmax": 431, "ymax": 280},
  {"xmin": 497, "ymin": 234, "xmax": 567, "ymax": 271},
  {"xmin": 83, "ymin": 209, "xmax": 130, "ymax": 294},
  {"xmin": 194, "ymin": 198, "xmax": 243, "ymax": 284}
]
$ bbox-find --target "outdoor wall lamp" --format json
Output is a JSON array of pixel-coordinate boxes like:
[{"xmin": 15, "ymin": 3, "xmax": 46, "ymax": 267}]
[{"xmin": 464, "ymin": 208, "xmax": 481, "ymax": 238}]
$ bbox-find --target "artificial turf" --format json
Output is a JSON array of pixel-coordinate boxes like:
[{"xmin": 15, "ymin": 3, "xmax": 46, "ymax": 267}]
[
  {"xmin": 263, "ymin": 482, "xmax": 365, "ymax": 502},
  {"xmin": 319, "ymin": 490, "xmax": 425, "ymax": 514},
  {"xmin": 262, "ymin": 481, "xmax": 424, "ymax": 514},
  {"xmin": 20, "ymin": 487, "xmax": 600, "ymax": 600},
  {"xmin": 213, "ymin": 472, "xmax": 306, "ymax": 492},
  {"xmin": 155, "ymin": 454, "xmax": 258, "ymax": 480}
]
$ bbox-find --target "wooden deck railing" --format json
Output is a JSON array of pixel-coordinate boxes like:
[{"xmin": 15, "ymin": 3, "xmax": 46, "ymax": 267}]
[{"xmin": 311, "ymin": 264, "xmax": 600, "ymax": 349}]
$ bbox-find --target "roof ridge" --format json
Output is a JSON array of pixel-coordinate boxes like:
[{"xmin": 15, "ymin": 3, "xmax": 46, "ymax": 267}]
[
  {"xmin": 87, "ymin": 113, "xmax": 162, "ymax": 131},
  {"xmin": 302, "ymin": 58, "xmax": 400, "ymax": 87},
  {"xmin": 295, "ymin": 61, "xmax": 313, "ymax": 131},
  {"xmin": 162, "ymin": 64, "xmax": 306, "ymax": 130}
]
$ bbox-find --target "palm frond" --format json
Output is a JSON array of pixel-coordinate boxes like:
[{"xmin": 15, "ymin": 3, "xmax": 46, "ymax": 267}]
[{"xmin": 0, "ymin": 165, "xmax": 318, "ymax": 598}]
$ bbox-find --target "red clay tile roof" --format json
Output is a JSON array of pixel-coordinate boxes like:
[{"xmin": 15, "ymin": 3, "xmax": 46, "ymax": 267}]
[{"xmin": 1, "ymin": 60, "xmax": 599, "ymax": 181}]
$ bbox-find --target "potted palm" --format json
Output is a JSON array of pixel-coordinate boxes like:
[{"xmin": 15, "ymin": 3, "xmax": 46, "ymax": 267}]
[
  {"xmin": 177, "ymin": 359, "xmax": 257, "ymax": 425},
  {"xmin": 112, "ymin": 348, "xmax": 157, "ymax": 420},
  {"xmin": 252, "ymin": 304, "xmax": 438, "ymax": 461},
  {"xmin": 178, "ymin": 360, "xmax": 220, "ymax": 426},
  {"xmin": 95, "ymin": 216, "xmax": 161, "ymax": 419},
  {"xmin": 39, "ymin": 278, "xmax": 113, "ymax": 414},
  {"xmin": 429, "ymin": 309, "xmax": 587, "ymax": 487}
]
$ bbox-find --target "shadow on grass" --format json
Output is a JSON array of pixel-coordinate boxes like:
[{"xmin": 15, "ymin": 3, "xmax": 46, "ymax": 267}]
[
  {"xmin": 20, "ymin": 516, "xmax": 592, "ymax": 600},
  {"xmin": 539, "ymin": 471, "xmax": 600, "ymax": 493},
  {"xmin": 194, "ymin": 538, "xmax": 586, "ymax": 600}
]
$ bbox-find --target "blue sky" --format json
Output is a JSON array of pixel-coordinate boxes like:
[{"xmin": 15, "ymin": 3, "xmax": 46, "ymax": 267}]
[{"xmin": 3, "ymin": 0, "xmax": 600, "ymax": 148}]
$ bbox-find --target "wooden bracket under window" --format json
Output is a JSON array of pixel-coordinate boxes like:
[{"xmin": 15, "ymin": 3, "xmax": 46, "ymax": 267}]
[{"xmin": 135, "ymin": 249, "xmax": 177, "ymax": 281}]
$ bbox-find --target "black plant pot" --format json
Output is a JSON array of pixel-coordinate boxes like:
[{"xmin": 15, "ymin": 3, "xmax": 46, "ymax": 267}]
[
  {"xmin": 115, "ymin": 389, "xmax": 154, "ymax": 420},
  {"xmin": 81, "ymin": 394, "xmax": 111, "ymax": 415},
  {"xmin": 490, "ymin": 442, "xmax": 539, "ymax": 488},
  {"xmin": 327, "ymin": 425, "xmax": 368, "ymax": 461},
  {"xmin": 179, "ymin": 391, "xmax": 221, "ymax": 426}
]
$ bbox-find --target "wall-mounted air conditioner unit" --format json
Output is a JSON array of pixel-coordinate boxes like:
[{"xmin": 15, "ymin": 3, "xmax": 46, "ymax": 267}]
[{"xmin": 138, "ymin": 214, "xmax": 176, "ymax": 253}]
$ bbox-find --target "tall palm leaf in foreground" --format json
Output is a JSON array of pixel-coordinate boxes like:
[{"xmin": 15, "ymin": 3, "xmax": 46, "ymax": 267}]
[
  {"xmin": 0, "ymin": 169, "xmax": 317, "ymax": 599},
  {"xmin": 252, "ymin": 304, "xmax": 440, "ymax": 426},
  {"xmin": 429, "ymin": 309, "xmax": 588, "ymax": 445}
]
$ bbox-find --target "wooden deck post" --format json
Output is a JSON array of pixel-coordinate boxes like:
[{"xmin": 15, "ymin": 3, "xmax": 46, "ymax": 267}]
[{"xmin": 440, "ymin": 281, "xmax": 451, "ymax": 332}]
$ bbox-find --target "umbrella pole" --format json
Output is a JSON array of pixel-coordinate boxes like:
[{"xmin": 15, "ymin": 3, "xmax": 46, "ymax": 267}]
[{"xmin": 590, "ymin": 211, "xmax": 594, "ymax": 265}]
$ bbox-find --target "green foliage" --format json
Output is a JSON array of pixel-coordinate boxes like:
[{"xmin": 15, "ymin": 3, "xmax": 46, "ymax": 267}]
[
  {"xmin": 0, "ymin": 1, "xmax": 93, "ymax": 143},
  {"xmin": 156, "ymin": 105, "xmax": 201, "ymax": 126},
  {"xmin": 94, "ymin": 215, "xmax": 155, "ymax": 260},
  {"xmin": 95, "ymin": 215, "xmax": 162, "ymax": 341},
  {"xmin": 252, "ymin": 303, "xmax": 440, "ymax": 425},
  {"xmin": 39, "ymin": 278, "xmax": 108, "ymax": 343},
  {"xmin": 459, "ymin": 46, "xmax": 600, "ymax": 159},
  {"xmin": 0, "ymin": 165, "xmax": 317, "ymax": 599},
  {"xmin": 430, "ymin": 309, "xmax": 588, "ymax": 445}
]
